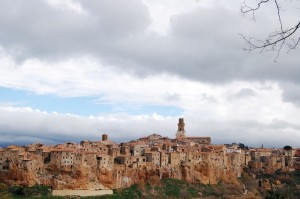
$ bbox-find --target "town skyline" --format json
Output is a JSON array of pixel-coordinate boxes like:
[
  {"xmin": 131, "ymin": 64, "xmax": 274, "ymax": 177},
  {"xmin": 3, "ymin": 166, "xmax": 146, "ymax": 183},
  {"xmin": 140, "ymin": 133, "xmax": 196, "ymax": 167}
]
[{"xmin": 1, "ymin": 118, "xmax": 298, "ymax": 198}]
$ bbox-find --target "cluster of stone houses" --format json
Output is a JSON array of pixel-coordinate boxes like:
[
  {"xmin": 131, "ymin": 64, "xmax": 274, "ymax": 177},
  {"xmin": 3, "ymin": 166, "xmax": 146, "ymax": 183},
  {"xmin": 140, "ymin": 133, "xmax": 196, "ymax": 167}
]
[{"xmin": 0, "ymin": 118, "xmax": 298, "ymax": 186}]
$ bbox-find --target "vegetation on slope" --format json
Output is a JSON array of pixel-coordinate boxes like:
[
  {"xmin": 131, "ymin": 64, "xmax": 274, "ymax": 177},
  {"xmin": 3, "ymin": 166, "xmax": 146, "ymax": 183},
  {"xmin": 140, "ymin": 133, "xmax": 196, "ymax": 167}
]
[
  {"xmin": 0, "ymin": 183, "xmax": 51, "ymax": 199},
  {"xmin": 87, "ymin": 178, "xmax": 245, "ymax": 199},
  {"xmin": 264, "ymin": 170, "xmax": 300, "ymax": 199},
  {"xmin": 1, "ymin": 171, "xmax": 299, "ymax": 199}
]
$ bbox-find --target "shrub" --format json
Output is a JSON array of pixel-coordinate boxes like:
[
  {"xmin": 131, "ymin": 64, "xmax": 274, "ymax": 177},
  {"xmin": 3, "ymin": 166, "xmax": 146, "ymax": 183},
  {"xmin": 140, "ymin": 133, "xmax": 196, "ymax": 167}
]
[
  {"xmin": 9, "ymin": 186, "xmax": 24, "ymax": 196},
  {"xmin": 8, "ymin": 185, "xmax": 51, "ymax": 197}
]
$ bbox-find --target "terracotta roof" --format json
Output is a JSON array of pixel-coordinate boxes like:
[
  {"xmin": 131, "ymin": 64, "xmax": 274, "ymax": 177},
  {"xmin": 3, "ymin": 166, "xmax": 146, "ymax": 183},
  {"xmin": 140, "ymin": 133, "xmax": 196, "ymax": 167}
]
[
  {"xmin": 28, "ymin": 148, "xmax": 36, "ymax": 152},
  {"xmin": 201, "ymin": 147, "xmax": 213, "ymax": 152},
  {"xmin": 100, "ymin": 140, "xmax": 118, "ymax": 146},
  {"xmin": 163, "ymin": 141, "xmax": 172, "ymax": 145},
  {"xmin": 51, "ymin": 148, "xmax": 74, "ymax": 152},
  {"xmin": 213, "ymin": 145, "xmax": 225, "ymax": 148},
  {"xmin": 96, "ymin": 154, "xmax": 109, "ymax": 157},
  {"xmin": 199, "ymin": 152, "xmax": 211, "ymax": 154},
  {"xmin": 85, "ymin": 152, "xmax": 97, "ymax": 154},
  {"xmin": 139, "ymin": 136, "xmax": 148, "ymax": 139},
  {"xmin": 11, "ymin": 148, "xmax": 21, "ymax": 151},
  {"xmin": 185, "ymin": 137, "xmax": 211, "ymax": 139},
  {"xmin": 6, "ymin": 145, "xmax": 19, "ymax": 149},
  {"xmin": 148, "ymin": 133, "xmax": 162, "ymax": 137},
  {"xmin": 256, "ymin": 148, "xmax": 272, "ymax": 152}
]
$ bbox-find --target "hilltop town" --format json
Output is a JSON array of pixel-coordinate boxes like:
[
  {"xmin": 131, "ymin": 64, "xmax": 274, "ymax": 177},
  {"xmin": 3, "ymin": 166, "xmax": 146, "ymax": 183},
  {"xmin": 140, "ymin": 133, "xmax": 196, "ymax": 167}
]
[{"xmin": 0, "ymin": 118, "xmax": 299, "ymax": 196}]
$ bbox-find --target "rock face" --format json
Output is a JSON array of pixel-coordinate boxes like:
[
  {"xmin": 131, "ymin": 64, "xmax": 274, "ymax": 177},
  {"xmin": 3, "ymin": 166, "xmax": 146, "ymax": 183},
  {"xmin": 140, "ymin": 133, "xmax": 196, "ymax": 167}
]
[
  {"xmin": 1, "ymin": 164, "xmax": 106, "ymax": 190},
  {"xmin": 0, "ymin": 157, "xmax": 241, "ymax": 190},
  {"xmin": 0, "ymin": 142, "xmax": 244, "ymax": 190}
]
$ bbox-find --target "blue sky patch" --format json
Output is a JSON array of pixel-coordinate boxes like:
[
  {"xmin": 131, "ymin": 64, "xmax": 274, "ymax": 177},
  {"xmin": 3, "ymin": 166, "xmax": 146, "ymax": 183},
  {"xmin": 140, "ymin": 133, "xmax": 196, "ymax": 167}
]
[{"xmin": 0, "ymin": 86, "xmax": 183, "ymax": 116}]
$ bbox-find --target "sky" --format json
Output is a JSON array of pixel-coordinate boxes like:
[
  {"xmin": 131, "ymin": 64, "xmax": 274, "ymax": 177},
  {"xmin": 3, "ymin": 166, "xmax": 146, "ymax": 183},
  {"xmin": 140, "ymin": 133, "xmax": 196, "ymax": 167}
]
[{"xmin": 0, "ymin": 0, "xmax": 300, "ymax": 148}]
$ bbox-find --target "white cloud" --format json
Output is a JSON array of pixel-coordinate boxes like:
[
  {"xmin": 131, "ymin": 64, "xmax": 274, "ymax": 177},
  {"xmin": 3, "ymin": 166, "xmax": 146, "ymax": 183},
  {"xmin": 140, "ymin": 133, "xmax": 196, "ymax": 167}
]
[
  {"xmin": 0, "ymin": 0, "xmax": 300, "ymax": 148},
  {"xmin": 1, "ymin": 53, "xmax": 300, "ymax": 147},
  {"xmin": 0, "ymin": 103, "xmax": 299, "ymax": 148},
  {"xmin": 1, "ymin": 51, "xmax": 296, "ymax": 124},
  {"xmin": 46, "ymin": 0, "xmax": 85, "ymax": 14}
]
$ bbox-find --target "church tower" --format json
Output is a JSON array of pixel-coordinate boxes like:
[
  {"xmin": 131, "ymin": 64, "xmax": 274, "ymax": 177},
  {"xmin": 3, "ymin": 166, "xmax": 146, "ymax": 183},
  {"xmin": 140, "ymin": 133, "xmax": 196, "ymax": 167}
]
[
  {"xmin": 102, "ymin": 133, "xmax": 108, "ymax": 141},
  {"xmin": 176, "ymin": 118, "xmax": 186, "ymax": 139}
]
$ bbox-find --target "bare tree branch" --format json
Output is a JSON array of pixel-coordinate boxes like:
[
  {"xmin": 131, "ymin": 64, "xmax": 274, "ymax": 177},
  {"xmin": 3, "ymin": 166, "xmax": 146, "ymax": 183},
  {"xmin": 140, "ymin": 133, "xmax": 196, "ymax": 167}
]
[{"xmin": 241, "ymin": 0, "xmax": 300, "ymax": 61}]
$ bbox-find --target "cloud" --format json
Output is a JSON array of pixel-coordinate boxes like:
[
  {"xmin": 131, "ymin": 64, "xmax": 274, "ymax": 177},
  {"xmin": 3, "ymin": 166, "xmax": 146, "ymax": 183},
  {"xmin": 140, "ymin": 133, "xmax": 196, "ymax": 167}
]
[
  {"xmin": 0, "ymin": 0, "xmax": 300, "ymax": 148},
  {"xmin": 185, "ymin": 118, "xmax": 300, "ymax": 148},
  {"xmin": 163, "ymin": 92, "xmax": 181, "ymax": 102},
  {"xmin": 0, "ymin": 104, "xmax": 299, "ymax": 148},
  {"xmin": 0, "ymin": 0, "xmax": 151, "ymax": 61},
  {"xmin": 197, "ymin": 93, "xmax": 217, "ymax": 103},
  {"xmin": 0, "ymin": 0, "xmax": 299, "ymax": 86},
  {"xmin": 0, "ymin": 105, "xmax": 176, "ymax": 146},
  {"xmin": 280, "ymin": 82, "xmax": 300, "ymax": 106},
  {"xmin": 232, "ymin": 88, "xmax": 256, "ymax": 99}
]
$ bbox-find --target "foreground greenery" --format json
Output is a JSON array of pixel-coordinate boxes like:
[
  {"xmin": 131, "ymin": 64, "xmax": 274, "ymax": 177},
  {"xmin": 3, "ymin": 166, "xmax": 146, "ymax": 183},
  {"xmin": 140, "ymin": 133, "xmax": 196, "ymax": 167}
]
[
  {"xmin": 0, "ymin": 184, "xmax": 51, "ymax": 199},
  {"xmin": 264, "ymin": 170, "xmax": 300, "ymax": 199},
  {"xmin": 49, "ymin": 178, "xmax": 243, "ymax": 199},
  {"xmin": 0, "ymin": 179, "xmax": 243, "ymax": 199}
]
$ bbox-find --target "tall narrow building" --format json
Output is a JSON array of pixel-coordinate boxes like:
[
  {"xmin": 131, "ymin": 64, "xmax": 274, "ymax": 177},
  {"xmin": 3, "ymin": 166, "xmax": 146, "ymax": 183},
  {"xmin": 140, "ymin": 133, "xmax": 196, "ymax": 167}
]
[
  {"xmin": 176, "ymin": 118, "xmax": 186, "ymax": 139},
  {"xmin": 175, "ymin": 118, "xmax": 211, "ymax": 145}
]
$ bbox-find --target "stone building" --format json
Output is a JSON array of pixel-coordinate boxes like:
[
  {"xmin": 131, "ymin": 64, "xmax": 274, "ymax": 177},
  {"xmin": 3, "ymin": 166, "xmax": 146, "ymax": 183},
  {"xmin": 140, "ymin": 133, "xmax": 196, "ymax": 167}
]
[
  {"xmin": 50, "ymin": 148, "xmax": 74, "ymax": 166},
  {"xmin": 73, "ymin": 151, "xmax": 84, "ymax": 165},
  {"xmin": 175, "ymin": 118, "xmax": 211, "ymax": 145},
  {"xmin": 167, "ymin": 152, "xmax": 180, "ymax": 166},
  {"xmin": 97, "ymin": 154, "xmax": 113, "ymax": 169},
  {"xmin": 84, "ymin": 152, "xmax": 98, "ymax": 167},
  {"xmin": 0, "ymin": 148, "xmax": 5, "ymax": 170},
  {"xmin": 114, "ymin": 155, "xmax": 146, "ymax": 168},
  {"xmin": 160, "ymin": 152, "xmax": 168, "ymax": 167},
  {"xmin": 80, "ymin": 141, "xmax": 108, "ymax": 154},
  {"xmin": 176, "ymin": 118, "xmax": 186, "ymax": 139},
  {"xmin": 145, "ymin": 151, "xmax": 161, "ymax": 166},
  {"xmin": 130, "ymin": 144, "xmax": 147, "ymax": 156}
]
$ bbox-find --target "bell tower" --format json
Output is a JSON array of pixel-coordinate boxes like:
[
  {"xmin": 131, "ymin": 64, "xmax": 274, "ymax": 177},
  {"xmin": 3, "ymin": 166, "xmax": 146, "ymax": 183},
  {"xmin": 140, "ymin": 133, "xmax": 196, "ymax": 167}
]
[
  {"xmin": 102, "ymin": 133, "xmax": 108, "ymax": 141},
  {"xmin": 176, "ymin": 118, "xmax": 185, "ymax": 139}
]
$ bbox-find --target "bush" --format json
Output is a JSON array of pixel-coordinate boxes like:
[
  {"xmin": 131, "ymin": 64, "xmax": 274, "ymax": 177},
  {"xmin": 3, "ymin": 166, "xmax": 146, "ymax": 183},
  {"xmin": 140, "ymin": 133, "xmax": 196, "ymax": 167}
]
[
  {"xmin": 8, "ymin": 185, "xmax": 51, "ymax": 197},
  {"xmin": 290, "ymin": 170, "xmax": 300, "ymax": 185},
  {"xmin": 187, "ymin": 186, "xmax": 198, "ymax": 197},
  {"xmin": 113, "ymin": 184, "xmax": 142, "ymax": 199},
  {"xmin": 0, "ymin": 182, "xmax": 8, "ymax": 190},
  {"xmin": 9, "ymin": 186, "xmax": 24, "ymax": 196},
  {"xmin": 0, "ymin": 183, "xmax": 10, "ymax": 199},
  {"xmin": 163, "ymin": 179, "xmax": 181, "ymax": 197}
]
